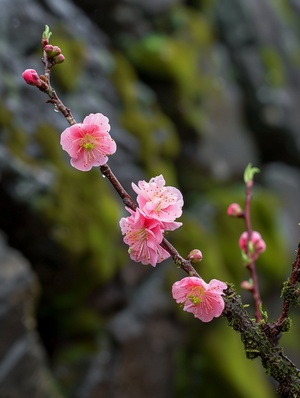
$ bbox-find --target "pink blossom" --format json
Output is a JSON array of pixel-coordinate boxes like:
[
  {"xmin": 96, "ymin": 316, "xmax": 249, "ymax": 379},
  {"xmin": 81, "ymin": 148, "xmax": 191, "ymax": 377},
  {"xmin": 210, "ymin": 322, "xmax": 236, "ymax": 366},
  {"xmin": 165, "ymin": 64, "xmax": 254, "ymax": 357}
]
[
  {"xmin": 120, "ymin": 207, "xmax": 170, "ymax": 266},
  {"xmin": 239, "ymin": 231, "xmax": 266, "ymax": 260},
  {"xmin": 60, "ymin": 113, "xmax": 116, "ymax": 171},
  {"xmin": 22, "ymin": 69, "xmax": 42, "ymax": 87},
  {"xmin": 172, "ymin": 277, "xmax": 227, "ymax": 322},
  {"xmin": 132, "ymin": 175, "xmax": 183, "ymax": 223}
]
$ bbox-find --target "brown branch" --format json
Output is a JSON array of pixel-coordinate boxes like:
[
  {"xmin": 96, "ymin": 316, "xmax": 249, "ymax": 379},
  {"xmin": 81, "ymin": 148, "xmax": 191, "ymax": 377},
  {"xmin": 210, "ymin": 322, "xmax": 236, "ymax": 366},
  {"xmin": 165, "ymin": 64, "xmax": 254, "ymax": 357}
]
[
  {"xmin": 223, "ymin": 286, "xmax": 300, "ymax": 397},
  {"xmin": 265, "ymin": 242, "xmax": 300, "ymax": 341},
  {"xmin": 99, "ymin": 164, "xmax": 137, "ymax": 210}
]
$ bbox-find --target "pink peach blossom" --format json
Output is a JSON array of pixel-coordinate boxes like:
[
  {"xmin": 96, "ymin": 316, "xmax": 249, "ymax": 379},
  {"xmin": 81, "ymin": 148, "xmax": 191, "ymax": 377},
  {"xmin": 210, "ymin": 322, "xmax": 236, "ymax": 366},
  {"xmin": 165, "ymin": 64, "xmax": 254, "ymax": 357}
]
[
  {"xmin": 60, "ymin": 113, "xmax": 116, "ymax": 171},
  {"xmin": 132, "ymin": 175, "xmax": 183, "ymax": 223},
  {"xmin": 120, "ymin": 207, "xmax": 170, "ymax": 266},
  {"xmin": 172, "ymin": 277, "xmax": 227, "ymax": 322},
  {"xmin": 239, "ymin": 231, "xmax": 266, "ymax": 260}
]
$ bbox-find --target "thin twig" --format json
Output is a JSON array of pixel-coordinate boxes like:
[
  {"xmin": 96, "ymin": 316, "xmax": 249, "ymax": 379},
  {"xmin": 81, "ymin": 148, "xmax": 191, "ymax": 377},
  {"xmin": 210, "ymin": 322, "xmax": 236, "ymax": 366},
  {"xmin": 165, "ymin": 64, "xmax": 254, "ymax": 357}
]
[{"xmin": 244, "ymin": 181, "xmax": 262, "ymax": 322}]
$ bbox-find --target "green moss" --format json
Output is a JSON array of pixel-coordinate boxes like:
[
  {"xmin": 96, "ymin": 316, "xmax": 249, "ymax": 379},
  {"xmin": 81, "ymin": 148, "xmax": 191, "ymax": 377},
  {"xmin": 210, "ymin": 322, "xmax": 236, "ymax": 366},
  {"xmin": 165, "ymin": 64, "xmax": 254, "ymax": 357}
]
[
  {"xmin": 124, "ymin": 11, "xmax": 217, "ymax": 133},
  {"xmin": 260, "ymin": 47, "xmax": 286, "ymax": 87},
  {"xmin": 50, "ymin": 35, "xmax": 85, "ymax": 92},
  {"xmin": 33, "ymin": 122, "xmax": 65, "ymax": 165},
  {"xmin": 127, "ymin": 34, "xmax": 199, "ymax": 93},
  {"xmin": 0, "ymin": 102, "xmax": 29, "ymax": 160},
  {"xmin": 111, "ymin": 52, "xmax": 180, "ymax": 178},
  {"xmin": 167, "ymin": 5, "xmax": 214, "ymax": 47}
]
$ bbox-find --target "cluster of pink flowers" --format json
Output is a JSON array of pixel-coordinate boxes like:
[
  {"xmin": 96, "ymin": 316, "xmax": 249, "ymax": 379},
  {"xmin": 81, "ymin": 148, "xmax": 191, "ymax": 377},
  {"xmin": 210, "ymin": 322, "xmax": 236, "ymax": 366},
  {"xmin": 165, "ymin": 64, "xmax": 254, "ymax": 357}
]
[
  {"xmin": 60, "ymin": 113, "xmax": 117, "ymax": 171},
  {"xmin": 22, "ymin": 29, "xmax": 227, "ymax": 325},
  {"xmin": 120, "ymin": 176, "xmax": 226, "ymax": 321},
  {"xmin": 172, "ymin": 277, "xmax": 227, "ymax": 322},
  {"xmin": 239, "ymin": 231, "xmax": 266, "ymax": 261},
  {"xmin": 120, "ymin": 175, "xmax": 183, "ymax": 266}
]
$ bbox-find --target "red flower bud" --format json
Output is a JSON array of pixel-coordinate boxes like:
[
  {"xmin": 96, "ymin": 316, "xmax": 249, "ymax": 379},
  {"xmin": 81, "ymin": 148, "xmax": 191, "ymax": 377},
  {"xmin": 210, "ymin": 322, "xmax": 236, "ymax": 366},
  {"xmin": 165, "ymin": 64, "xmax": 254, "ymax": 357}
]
[
  {"xmin": 227, "ymin": 203, "xmax": 243, "ymax": 217},
  {"xmin": 22, "ymin": 69, "xmax": 42, "ymax": 87}
]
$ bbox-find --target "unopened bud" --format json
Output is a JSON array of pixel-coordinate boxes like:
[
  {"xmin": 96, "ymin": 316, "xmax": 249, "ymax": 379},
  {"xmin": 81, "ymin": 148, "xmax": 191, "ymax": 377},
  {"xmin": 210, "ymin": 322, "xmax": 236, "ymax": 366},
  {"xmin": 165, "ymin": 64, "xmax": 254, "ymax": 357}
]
[
  {"xmin": 227, "ymin": 203, "xmax": 243, "ymax": 217},
  {"xmin": 53, "ymin": 54, "xmax": 65, "ymax": 64},
  {"xmin": 22, "ymin": 69, "xmax": 49, "ymax": 91},
  {"xmin": 239, "ymin": 231, "xmax": 266, "ymax": 261},
  {"xmin": 44, "ymin": 44, "xmax": 62, "ymax": 58},
  {"xmin": 22, "ymin": 69, "xmax": 41, "ymax": 86},
  {"xmin": 187, "ymin": 249, "xmax": 203, "ymax": 263},
  {"xmin": 240, "ymin": 280, "xmax": 254, "ymax": 291}
]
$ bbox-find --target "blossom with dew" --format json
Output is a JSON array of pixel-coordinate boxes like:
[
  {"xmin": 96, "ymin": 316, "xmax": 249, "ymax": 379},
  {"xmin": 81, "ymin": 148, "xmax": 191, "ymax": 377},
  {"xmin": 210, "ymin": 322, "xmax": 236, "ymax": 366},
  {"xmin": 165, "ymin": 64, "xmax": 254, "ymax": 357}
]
[
  {"xmin": 172, "ymin": 277, "xmax": 227, "ymax": 322},
  {"xmin": 120, "ymin": 207, "xmax": 173, "ymax": 266},
  {"xmin": 227, "ymin": 203, "xmax": 243, "ymax": 217},
  {"xmin": 60, "ymin": 113, "xmax": 116, "ymax": 171},
  {"xmin": 239, "ymin": 231, "xmax": 266, "ymax": 261},
  {"xmin": 132, "ymin": 175, "xmax": 183, "ymax": 223}
]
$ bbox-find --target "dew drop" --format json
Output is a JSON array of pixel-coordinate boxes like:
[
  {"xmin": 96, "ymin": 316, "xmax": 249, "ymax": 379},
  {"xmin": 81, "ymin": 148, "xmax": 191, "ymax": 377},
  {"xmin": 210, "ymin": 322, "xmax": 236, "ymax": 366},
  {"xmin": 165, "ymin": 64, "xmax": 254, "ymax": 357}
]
[{"xmin": 54, "ymin": 105, "xmax": 59, "ymax": 113}]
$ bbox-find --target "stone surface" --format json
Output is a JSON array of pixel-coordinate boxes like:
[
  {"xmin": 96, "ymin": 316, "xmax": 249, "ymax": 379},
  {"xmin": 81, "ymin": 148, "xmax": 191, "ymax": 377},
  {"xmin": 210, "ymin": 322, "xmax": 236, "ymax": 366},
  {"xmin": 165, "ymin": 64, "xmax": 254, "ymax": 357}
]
[
  {"xmin": 0, "ymin": 232, "xmax": 61, "ymax": 398},
  {"xmin": 215, "ymin": 0, "xmax": 300, "ymax": 167}
]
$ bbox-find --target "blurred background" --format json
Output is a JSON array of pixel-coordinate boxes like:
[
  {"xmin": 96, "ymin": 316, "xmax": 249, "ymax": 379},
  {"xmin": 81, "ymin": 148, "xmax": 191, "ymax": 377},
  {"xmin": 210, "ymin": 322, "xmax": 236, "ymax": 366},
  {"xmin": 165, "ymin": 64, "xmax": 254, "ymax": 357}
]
[{"xmin": 1, "ymin": 0, "xmax": 300, "ymax": 397}]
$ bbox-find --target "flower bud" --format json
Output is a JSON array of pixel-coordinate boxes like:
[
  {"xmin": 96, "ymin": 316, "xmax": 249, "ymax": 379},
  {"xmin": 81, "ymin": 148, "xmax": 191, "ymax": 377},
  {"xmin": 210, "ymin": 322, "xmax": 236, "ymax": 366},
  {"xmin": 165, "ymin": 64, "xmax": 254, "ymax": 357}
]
[
  {"xmin": 43, "ymin": 44, "xmax": 54, "ymax": 53},
  {"xmin": 22, "ymin": 69, "xmax": 49, "ymax": 91},
  {"xmin": 227, "ymin": 203, "xmax": 243, "ymax": 217},
  {"xmin": 239, "ymin": 231, "xmax": 266, "ymax": 261},
  {"xmin": 240, "ymin": 280, "xmax": 253, "ymax": 291},
  {"xmin": 44, "ymin": 44, "xmax": 62, "ymax": 58},
  {"xmin": 22, "ymin": 69, "xmax": 42, "ymax": 86},
  {"xmin": 54, "ymin": 54, "xmax": 65, "ymax": 64},
  {"xmin": 187, "ymin": 249, "xmax": 203, "ymax": 263}
]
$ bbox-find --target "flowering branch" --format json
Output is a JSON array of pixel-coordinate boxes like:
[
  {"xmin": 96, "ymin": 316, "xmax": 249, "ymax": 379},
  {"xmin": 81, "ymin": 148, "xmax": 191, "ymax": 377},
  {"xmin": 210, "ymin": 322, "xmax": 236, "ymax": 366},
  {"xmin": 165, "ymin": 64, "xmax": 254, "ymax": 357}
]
[
  {"xmin": 243, "ymin": 164, "xmax": 263, "ymax": 322},
  {"xmin": 228, "ymin": 165, "xmax": 266, "ymax": 322},
  {"xmin": 22, "ymin": 25, "xmax": 300, "ymax": 397}
]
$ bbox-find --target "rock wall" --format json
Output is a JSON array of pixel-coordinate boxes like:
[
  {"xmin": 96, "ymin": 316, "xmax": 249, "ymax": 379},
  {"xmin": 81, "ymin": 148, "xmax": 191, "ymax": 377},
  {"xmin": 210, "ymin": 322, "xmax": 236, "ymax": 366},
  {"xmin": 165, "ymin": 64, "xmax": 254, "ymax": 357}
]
[
  {"xmin": 0, "ymin": 0, "xmax": 300, "ymax": 397},
  {"xmin": 0, "ymin": 233, "xmax": 61, "ymax": 397}
]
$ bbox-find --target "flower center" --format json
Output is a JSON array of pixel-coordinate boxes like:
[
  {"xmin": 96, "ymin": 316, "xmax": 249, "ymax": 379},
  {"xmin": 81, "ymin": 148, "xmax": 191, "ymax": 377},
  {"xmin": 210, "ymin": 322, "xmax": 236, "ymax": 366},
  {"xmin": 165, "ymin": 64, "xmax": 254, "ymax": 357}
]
[
  {"xmin": 132, "ymin": 227, "xmax": 148, "ymax": 242},
  {"xmin": 80, "ymin": 134, "xmax": 97, "ymax": 151},
  {"xmin": 187, "ymin": 286, "xmax": 205, "ymax": 305},
  {"xmin": 188, "ymin": 295, "xmax": 202, "ymax": 305}
]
